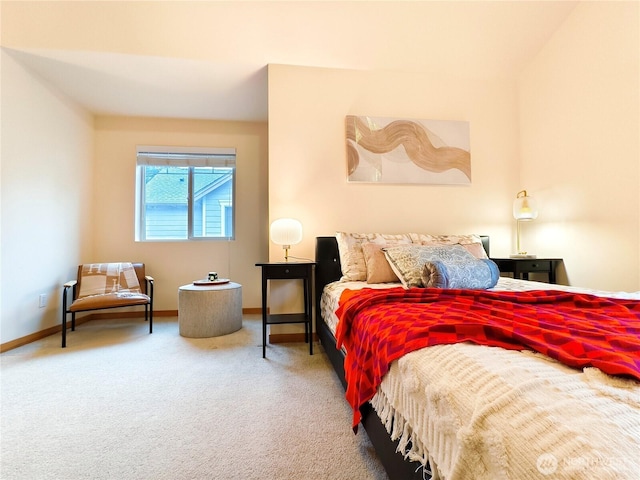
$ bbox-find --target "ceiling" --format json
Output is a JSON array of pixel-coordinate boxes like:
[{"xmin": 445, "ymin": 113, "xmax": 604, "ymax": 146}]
[
  {"xmin": 3, "ymin": 1, "xmax": 578, "ymax": 122},
  {"xmin": 6, "ymin": 48, "xmax": 269, "ymax": 121}
]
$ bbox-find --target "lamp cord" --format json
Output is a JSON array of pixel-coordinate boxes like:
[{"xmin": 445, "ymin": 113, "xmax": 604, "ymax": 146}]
[{"xmin": 286, "ymin": 255, "xmax": 314, "ymax": 262}]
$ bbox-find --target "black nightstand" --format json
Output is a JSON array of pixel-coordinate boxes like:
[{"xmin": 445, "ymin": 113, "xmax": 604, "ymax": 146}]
[
  {"xmin": 490, "ymin": 258, "xmax": 563, "ymax": 284},
  {"xmin": 255, "ymin": 262, "xmax": 315, "ymax": 358}
]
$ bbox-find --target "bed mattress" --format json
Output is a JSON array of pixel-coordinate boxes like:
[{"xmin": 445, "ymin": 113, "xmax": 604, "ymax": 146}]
[{"xmin": 320, "ymin": 278, "xmax": 640, "ymax": 479}]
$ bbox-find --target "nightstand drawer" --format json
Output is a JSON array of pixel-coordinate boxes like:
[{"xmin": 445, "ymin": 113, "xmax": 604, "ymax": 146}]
[
  {"xmin": 490, "ymin": 258, "xmax": 562, "ymax": 284},
  {"xmin": 516, "ymin": 260, "xmax": 551, "ymax": 272},
  {"xmin": 262, "ymin": 264, "xmax": 310, "ymax": 279},
  {"xmin": 517, "ymin": 259, "xmax": 551, "ymax": 272}
]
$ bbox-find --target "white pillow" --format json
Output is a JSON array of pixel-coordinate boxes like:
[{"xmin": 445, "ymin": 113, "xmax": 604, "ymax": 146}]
[
  {"xmin": 408, "ymin": 233, "xmax": 488, "ymax": 259},
  {"xmin": 336, "ymin": 232, "xmax": 412, "ymax": 281}
]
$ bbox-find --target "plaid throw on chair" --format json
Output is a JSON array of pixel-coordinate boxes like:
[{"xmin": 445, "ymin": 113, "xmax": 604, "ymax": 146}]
[{"xmin": 77, "ymin": 263, "xmax": 141, "ymax": 298}]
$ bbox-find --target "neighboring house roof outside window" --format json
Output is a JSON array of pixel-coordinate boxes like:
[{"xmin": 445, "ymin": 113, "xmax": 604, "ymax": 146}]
[
  {"xmin": 145, "ymin": 170, "xmax": 231, "ymax": 205},
  {"xmin": 194, "ymin": 172, "xmax": 231, "ymax": 202}
]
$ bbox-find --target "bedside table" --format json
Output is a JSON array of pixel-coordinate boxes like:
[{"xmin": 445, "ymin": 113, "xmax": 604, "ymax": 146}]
[
  {"xmin": 490, "ymin": 258, "xmax": 563, "ymax": 284},
  {"xmin": 255, "ymin": 261, "xmax": 315, "ymax": 358}
]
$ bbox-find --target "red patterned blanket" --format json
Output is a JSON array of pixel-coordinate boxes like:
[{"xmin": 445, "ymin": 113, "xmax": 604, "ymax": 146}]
[{"xmin": 334, "ymin": 287, "xmax": 640, "ymax": 428}]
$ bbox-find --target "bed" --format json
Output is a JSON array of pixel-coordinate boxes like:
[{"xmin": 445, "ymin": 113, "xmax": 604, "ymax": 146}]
[{"xmin": 314, "ymin": 234, "xmax": 640, "ymax": 480}]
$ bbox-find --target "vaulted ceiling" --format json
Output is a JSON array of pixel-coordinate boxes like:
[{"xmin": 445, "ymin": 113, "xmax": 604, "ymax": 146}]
[{"xmin": 2, "ymin": 1, "xmax": 578, "ymax": 121}]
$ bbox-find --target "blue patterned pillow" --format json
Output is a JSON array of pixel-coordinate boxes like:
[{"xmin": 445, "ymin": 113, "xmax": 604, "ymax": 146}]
[
  {"xmin": 422, "ymin": 258, "xmax": 499, "ymax": 289},
  {"xmin": 383, "ymin": 244, "xmax": 478, "ymax": 288}
]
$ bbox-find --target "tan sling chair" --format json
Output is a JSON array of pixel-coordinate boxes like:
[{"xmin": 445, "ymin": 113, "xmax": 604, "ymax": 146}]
[{"xmin": 61, "ymin": 262, "xmax": 154, "ymax": 347}]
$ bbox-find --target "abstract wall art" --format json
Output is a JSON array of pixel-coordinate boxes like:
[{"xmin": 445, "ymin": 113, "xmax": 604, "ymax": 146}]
[{"xmin": 346, "ymin": 115, "xmax": 471, "ymax": 185}]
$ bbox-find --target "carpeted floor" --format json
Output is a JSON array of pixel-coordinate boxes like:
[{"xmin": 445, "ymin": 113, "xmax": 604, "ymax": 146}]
[{"xmin": 0, "ymin": 315, "xmax": 388, "ymax": 480}]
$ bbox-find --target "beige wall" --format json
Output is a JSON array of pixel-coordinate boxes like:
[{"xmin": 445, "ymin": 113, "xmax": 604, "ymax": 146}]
[
  {"xmin": 267, "ymin": 64, "xmax": 519, "ymax": 261},
  {"xmin": 93, "ymin": 116, "xmax": 268, "ymax": 312},
  {"xmin": 1, "ymin": 50, "xmax": 94, "ymax": 344},
  {"xmin": 518, "ymin": 1, "xmax": 639, "ymax": 291}
]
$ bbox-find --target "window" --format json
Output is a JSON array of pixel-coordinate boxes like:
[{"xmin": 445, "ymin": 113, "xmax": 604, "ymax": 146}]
[{"xmin": 135, "ymin": 146, "xmax": 236, "ymax": 241}]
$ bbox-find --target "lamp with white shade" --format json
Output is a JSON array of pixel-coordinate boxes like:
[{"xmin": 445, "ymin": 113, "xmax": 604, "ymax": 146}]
[
  {"xmin": 270, "ymin": 218, "xmax": 303, "ymax": 261},
  {"xmin": 511, "ymin": 190, "xmax": 538, "ymax": 258}
]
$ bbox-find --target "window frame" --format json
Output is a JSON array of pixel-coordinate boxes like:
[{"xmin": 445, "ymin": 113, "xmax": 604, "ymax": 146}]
[{"xmin": 135, "ymin": 146, "xmax": 236, "ymax": 242}]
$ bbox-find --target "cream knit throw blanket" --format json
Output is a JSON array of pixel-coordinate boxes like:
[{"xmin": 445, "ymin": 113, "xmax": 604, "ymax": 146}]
[{"xmin": 372, "ymin": 343, "xmax": 640, "ymax": 479}]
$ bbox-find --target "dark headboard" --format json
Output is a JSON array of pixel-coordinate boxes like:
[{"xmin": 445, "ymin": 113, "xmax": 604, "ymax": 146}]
[
  {"xmin": 481, "ymin": 235, "xmax": 490, "ymax": 257},
  {"xmin": 314, "ymin": 236, "xmax": 342, "ymax": 314},
  {"xmin": 314, "ymin": 235, "xmax": 490, "ymax": 315}
]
